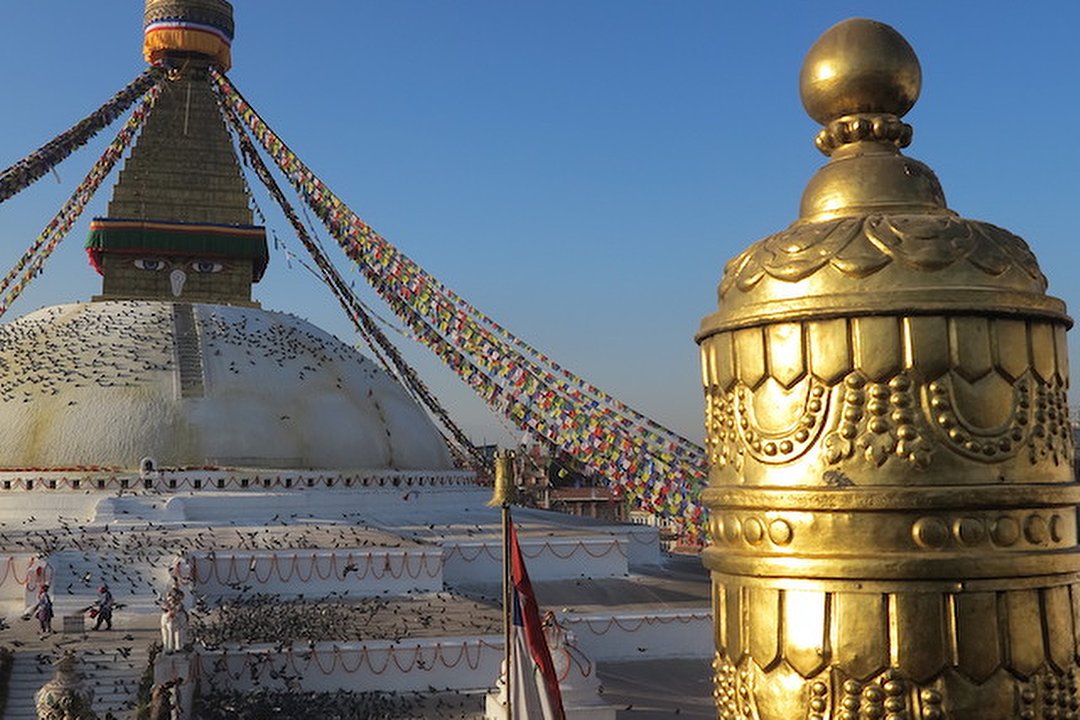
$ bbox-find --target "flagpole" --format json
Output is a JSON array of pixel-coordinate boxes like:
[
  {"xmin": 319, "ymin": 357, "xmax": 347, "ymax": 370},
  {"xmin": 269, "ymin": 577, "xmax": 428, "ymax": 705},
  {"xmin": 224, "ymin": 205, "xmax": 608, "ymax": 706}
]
[
  {"xmin": 489, "ymin": 449, "xmax": 516, "ymax": 719},
  {"xmin": 502, "ymin": 496, "xmax": 513, "ymax": 720}
]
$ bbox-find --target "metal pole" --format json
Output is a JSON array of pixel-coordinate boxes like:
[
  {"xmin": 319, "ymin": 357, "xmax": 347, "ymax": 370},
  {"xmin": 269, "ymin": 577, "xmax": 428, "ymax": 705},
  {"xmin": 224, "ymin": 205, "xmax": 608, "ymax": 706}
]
[
  {"xmin": 502, "ymin": 498, "xmax": 513, "ymax": 720},
  {"xmin": 490, "ymin": 448, "xmax": 515, "ymax": 719}
]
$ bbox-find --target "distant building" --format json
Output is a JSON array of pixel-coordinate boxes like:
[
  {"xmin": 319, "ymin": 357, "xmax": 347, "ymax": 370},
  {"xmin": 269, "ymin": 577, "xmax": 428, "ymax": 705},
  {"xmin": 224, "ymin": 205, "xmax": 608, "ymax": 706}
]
[{"xmin": 514, "ymin": 440, "xmax": 626, "ymax": 522}]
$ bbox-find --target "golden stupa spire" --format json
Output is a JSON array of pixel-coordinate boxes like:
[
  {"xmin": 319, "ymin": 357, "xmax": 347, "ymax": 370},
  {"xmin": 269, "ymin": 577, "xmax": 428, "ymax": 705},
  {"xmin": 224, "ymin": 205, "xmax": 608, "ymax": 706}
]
[
  {"xmin": 698, "ymin": 18, "xmax": 1074, "ymax": 719},
  {"xmin": 86, "ymin": 0, "xmax": 266, "ymax": 306}
]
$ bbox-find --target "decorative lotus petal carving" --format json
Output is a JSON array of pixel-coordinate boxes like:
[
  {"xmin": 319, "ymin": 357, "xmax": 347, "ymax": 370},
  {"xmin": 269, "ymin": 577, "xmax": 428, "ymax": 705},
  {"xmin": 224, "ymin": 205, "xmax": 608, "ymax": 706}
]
[{"xmin": 719, "ymin": 214, "xmax": 1047, "ymax": 298}]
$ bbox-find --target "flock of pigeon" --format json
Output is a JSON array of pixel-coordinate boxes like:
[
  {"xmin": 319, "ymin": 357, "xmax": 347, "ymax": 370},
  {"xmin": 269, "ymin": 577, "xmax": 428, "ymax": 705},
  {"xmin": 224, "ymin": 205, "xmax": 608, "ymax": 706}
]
[
  {"xmin": 197, "ymin": 687, "xmax": 483, "ymax": 720},
  {"xmin": 198, "ymin": 306, "xmax": 384, "ymax": 383},
  {"xmin": 0, "ymin": 303, "xmax": 173, "ymax": 404},
  {"xmin": 0, "ymin": 300, "xmax": 391, "ymax": 407},
  {"xmin": 0, "ymin": 301, "xmax": 501, "ymax": 716},
  {"xmin": 1, "ymin": 512, "xmax": 503, "ymax": 718}
]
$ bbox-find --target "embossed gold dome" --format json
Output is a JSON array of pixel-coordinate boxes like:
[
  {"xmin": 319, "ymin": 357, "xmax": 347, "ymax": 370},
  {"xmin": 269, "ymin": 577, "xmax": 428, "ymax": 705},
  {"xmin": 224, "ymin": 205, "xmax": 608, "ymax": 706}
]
[
  {"xmin": 699, "ymin": 18, "xmax": 1076, "ymax": 720},
  {"xmin": 800, "ymin": 18, "xmax": 921, "ymax": 125},
  {"xmin": 701, "ymin": 17, "xmax": 1069, "ymax": 334}
]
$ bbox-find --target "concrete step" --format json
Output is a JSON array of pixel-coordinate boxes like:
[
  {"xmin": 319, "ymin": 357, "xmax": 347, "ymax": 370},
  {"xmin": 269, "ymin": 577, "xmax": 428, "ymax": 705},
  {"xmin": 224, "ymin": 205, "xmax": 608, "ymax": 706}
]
[
  {"xmin": 105, "ymin": 200, "xmax": 251, "ymax": 227},
  {"xmin": 4, "ymin": 647, "xmax": 151, "ymax": 720},
  {"xmin": 4, "ymin": 652, "xmax": 47, "ymax": 720},
  {"xmin": 47, "ymin": 548, "xmax": 167, "ymax": 606},
  {"xmin": 115, "ymin": 168, "xmax": 248, "ymax": 191},
  {"xmin": 83, "ymin": 646, "xmax": 151, "ymax": 717},
  {"xmin": 173, "ymin": 303, "xmax": 206, "ymax": 399}
]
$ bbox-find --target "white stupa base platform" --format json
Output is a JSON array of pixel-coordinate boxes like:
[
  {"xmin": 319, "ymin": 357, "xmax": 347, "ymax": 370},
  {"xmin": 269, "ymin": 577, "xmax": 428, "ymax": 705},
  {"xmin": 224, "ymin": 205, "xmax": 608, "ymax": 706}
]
[
  {"xmin": 158, "ymin": 636, "xmax": 503, "ymax": 694},
  {"xmin": 559, "ymin": 608, "xmax": 713, "ymax": 661},
  {"xmin": 0, "ymin": 470, "xmax": 478, "ymax": 527},
  {"xmin": 0, "ymin": 480, "xmax": 666, "ymax": 621},
  {"xmin": 485, "ymin": 693, "xmax": 617, "ymax": 720},
  {"xmin": 186, "ymin": 547, "xmax": 444, "ymax": 600},
  {"xmin": 442, "ymin": 535, "xmax": 629, "ymax": 584}
]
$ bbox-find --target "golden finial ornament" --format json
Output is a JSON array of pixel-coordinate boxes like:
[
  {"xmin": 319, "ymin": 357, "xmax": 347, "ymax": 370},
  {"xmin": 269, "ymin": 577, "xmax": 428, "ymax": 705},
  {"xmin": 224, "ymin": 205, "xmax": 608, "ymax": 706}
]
[
  {"xmin": 698, "ymin": 18, "xmax": 1074, "ymax": 719},
  {"xmin": 143, "ymin": 0, "xmax": 235, "ymax": 71},
  {"xmin": 800, "ymin": 18, "xmax": 920, "ymax": 144},
  {"xmin": 488, "ymin": 449, "xmax": 517, "ymax": 507}
]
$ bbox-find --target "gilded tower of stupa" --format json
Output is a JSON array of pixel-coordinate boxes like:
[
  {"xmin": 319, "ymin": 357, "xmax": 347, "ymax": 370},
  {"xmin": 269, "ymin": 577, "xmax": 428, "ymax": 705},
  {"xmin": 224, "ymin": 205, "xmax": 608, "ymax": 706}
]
[
  {"xmin": 697, "ymin": 19, "xmax": 1074, "ymax": 719},
  {"xmin": 86, "ymin": 0, "xmax": 267, "ymax": 306}
]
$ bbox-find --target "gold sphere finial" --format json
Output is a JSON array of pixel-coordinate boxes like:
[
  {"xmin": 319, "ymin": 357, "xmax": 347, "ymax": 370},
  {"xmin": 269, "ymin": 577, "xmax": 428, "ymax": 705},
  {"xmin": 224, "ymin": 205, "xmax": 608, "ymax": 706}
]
[
  {"xmin": 800, "ymin": 18, "xmax": 921, "ymax": 126},
  {"xmin": 796, "ymin": 19, "xmax": 943, "ymax": 219}
]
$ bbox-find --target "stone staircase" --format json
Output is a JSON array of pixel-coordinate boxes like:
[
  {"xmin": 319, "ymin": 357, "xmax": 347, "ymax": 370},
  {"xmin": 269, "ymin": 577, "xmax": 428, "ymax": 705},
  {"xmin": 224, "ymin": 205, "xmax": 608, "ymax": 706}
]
[
  {"xmin": 46, "ymin": 548, "xmax": 168, "ymax": 618},
  {"xmin": 172, "ymin": 303, "xmax": 205, "ymax": 398},
  {"xmin": 83, "ymin": 643, "xmax": 152, "ymax": 718},
  {"xmin": 4, "ymin": 651, "xmax": 44, "ymax": 720},
  {"xmin": 1, "ymin": 548, "xmax": 166, "ymax": 719},
  {"xmin": 4, "ymin": 644, "xmax": 151, "ymax": 720}
]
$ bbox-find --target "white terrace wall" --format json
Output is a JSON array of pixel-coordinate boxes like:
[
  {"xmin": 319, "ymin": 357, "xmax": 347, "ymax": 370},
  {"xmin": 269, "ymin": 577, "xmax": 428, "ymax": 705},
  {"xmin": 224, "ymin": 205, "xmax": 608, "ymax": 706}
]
[
  {"xmin": 0, "ymin": 555, "xmax": 50, "ymax": 611},
  {"xmin": 157, "ymin": 636, "xmax": 504, "ymax": 695},
  {"xmin": 442, "ymin": 536, "xmax": 629, "ymax": 584},
  {"xmin": 184, "ymin": 548, "xmax": 444, "ymax": 600},
  {"xmin": 559, "ymin": 609, "xmax": 714, "ymax": 661}
]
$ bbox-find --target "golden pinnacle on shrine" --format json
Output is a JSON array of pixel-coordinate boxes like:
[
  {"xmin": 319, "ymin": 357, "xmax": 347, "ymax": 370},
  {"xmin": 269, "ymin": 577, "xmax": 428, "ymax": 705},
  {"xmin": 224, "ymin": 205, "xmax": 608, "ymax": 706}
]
[{"xmin": 699, "ymin": 17, "xmax": 1074, "ymax": 719}]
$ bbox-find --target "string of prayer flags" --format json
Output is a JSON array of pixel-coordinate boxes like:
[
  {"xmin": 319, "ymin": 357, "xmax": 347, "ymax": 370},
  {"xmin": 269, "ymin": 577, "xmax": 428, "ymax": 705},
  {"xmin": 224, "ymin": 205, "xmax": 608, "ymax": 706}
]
[
  {"xmin": 0, "ymin": 86, "xmax": 161, "ymax": 317},
  {"xmin": 211, "ymin": 70, "xmax": 708, "ymax": 542},
  {"xmin": 0, "ymin": 69, "xmax": 161, "ymax": 205}
]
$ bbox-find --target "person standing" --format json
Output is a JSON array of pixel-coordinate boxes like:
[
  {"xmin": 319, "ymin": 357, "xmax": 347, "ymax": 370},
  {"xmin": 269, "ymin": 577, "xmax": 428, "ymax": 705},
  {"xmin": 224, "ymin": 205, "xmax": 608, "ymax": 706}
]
[
  {"xmin": 32, "ymin": 585, "xmax": 54, "ymax": 635},
  {"xmin": 160, "ymin": 584, "xmax": 189, "ymax": 653},
  {"xmin": 93, "ymin": 584, "xmax": 114, "ymax": 630}
]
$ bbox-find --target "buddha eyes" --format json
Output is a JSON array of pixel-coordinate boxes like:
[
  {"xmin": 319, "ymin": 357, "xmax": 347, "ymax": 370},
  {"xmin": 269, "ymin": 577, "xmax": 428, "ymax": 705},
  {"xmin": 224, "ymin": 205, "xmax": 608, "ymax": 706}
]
[
  {"xmin": 134, "ymin": 259, "xmax": 166, "ymax": 271},
  {"xmin": 132, "ymin": 259, "xmax": 224, "ymax": 273},
  {"xmin": 191, "ymin": 261, "xmax": 224, "ymax": 274}
]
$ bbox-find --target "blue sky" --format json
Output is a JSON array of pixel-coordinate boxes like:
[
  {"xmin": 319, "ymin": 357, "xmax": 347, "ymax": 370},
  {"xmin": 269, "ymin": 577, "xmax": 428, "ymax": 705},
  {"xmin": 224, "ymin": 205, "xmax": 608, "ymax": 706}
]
[{"xmin": 1, "ymin": 2, "xmax": 1077, "ymax": 445}]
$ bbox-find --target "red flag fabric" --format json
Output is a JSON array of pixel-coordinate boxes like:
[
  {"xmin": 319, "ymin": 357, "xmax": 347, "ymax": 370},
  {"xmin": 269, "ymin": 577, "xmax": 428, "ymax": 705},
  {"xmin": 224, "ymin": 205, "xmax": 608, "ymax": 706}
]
[{"xmin": 510, "ymin": 519, "xmax": 566, "ymax": 720}]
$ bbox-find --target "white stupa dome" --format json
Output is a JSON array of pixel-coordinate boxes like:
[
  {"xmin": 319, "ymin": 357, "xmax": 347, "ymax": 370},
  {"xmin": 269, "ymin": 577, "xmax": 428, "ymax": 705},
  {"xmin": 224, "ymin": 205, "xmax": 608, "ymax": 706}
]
[{"xmin": 0, "ymin": 301, "xmax": 455, "ymax": 472}]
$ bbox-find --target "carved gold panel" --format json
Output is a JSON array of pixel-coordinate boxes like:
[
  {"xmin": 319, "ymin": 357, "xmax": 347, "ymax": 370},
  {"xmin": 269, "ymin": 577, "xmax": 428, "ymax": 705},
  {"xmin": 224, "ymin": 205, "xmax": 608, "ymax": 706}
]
[
  {"xmin": 701, "ymin": 316, "xmax": 1074, "ymax": 487},
  {"xmin": 711, "ymin": 578, "xmax": 1080, "ymax": 720}
]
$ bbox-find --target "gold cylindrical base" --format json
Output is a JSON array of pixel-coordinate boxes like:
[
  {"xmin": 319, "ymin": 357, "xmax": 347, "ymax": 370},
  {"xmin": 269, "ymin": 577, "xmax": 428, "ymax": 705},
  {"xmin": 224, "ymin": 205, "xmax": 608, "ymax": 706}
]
[{"xmin": 709, "ymin": 571, "xmax": 1080, "ymax": 719}]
